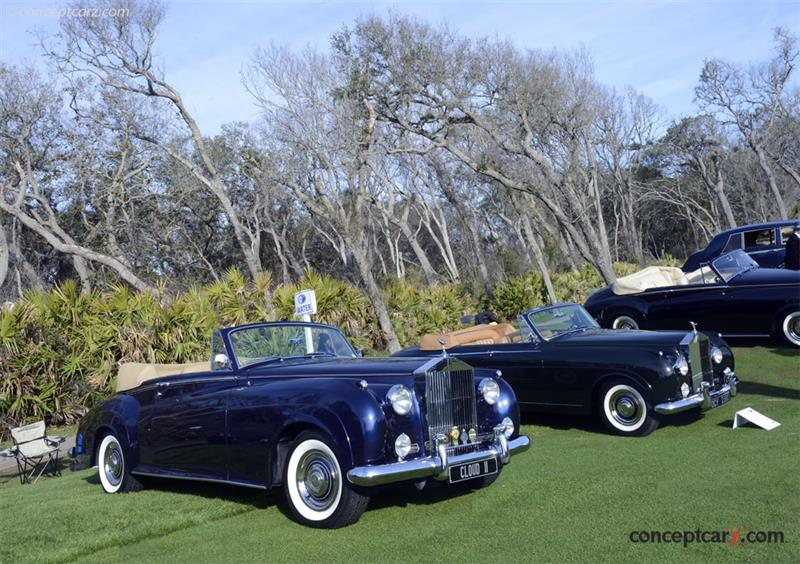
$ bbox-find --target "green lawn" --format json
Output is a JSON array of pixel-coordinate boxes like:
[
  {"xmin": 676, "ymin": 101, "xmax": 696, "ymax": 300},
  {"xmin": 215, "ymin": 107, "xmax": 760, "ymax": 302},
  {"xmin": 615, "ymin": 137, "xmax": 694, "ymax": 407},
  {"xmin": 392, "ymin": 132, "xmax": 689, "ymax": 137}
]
[{"xmin": 1, "ymin": 347, "xmax": 797, "ymax": 563}]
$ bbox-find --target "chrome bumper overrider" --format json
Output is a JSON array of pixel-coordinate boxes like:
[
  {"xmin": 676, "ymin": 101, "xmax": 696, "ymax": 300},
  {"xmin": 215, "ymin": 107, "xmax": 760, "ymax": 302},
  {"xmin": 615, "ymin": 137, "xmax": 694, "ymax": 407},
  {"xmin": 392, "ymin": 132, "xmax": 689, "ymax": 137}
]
[
  {"xmin": 654, "ymin": 372, "xmax": 738, "ymax": 415},
  {"xmin": 347, "ymin": 433, "xmax": 531, "ymax": 487}
]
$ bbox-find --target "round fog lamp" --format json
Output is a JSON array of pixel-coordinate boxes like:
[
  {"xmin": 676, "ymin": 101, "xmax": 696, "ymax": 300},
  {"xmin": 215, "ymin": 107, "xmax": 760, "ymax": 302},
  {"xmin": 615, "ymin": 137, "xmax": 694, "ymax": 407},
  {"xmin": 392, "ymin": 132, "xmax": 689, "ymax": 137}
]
[
  {"xmin": 680, "ymin": 383, "xmax": 690, "ymax": 398},
  {"xmin": 479, "ymin": 378, "xmax": 500, "ymax": 405},
  {"xmin": 387, "ymin": 384, "xmax": 413, "ymax": 415},
  {"xmin": 711, "ymin": 347, "xmax": 723, "ymax": 364},
  {"xmin": 675, "ymin": 356, "xmax": 689, "ymax": 377},
  {"xmin": 395, "ymin": 433, "xmax": 412, "ymax": 459},
  {"xmin": 501, "ymin": 416, "xmax": 514, "ymax": 439}
]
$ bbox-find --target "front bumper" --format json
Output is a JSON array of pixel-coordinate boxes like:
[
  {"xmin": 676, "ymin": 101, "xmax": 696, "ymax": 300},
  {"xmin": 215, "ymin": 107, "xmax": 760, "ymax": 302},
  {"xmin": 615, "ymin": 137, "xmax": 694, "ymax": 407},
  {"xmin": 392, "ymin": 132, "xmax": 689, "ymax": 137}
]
[
  {"xmin": 654, "ymin": 371, "xmax": 738, "ymax": 415},
  {"xmin": 347, "ymin": 432, "xmax": 531, "ymax": 487}
]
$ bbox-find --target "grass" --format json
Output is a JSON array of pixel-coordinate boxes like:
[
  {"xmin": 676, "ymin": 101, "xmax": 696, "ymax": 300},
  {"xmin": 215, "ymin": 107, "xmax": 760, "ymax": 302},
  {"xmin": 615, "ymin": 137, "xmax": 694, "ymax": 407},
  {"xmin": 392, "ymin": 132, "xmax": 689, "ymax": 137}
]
[{"xmin": 0, "ymin": 346, "xmax": 797, "ymax": 563}]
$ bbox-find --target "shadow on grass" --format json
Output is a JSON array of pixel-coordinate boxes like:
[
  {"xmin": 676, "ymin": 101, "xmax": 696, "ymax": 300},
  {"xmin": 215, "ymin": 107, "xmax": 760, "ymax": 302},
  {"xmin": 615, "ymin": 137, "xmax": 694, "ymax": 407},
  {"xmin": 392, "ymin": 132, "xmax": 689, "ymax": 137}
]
[
  {"xmin": 737, "ymin": 381, "xmax": 799, "ymax": 400},
  {"xmin": 520, "ymin": 408, "xmax": 711, "ymax": 436},
  {"xmin": 81, "ymin": 472, "xmax": 276, "ymax": 509}
]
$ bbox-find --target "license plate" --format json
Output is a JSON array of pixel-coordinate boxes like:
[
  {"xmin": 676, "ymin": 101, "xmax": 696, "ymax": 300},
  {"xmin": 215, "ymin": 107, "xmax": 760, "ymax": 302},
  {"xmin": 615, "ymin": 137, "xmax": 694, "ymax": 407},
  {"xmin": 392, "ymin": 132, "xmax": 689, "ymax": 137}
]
[
  {"xmin": 710, "ymin": 391, "xmax": 731, "ymax": 409},
  {"xmin": 448, "ymin": 457, "xmax": 498, "ymax": 483}
]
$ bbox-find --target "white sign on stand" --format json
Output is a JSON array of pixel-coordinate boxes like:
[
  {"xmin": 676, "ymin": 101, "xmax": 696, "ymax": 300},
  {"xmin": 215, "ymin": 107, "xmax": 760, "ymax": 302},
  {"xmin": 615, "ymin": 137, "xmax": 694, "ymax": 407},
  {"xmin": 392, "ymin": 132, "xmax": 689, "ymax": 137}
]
[
  {"xmin": 732, "ymin": 407, "xmax": 780, "ymax": 430},
  {"xmin": 294, "ymin": 289, "xmax": 317, "ymax": 353},
  {"xmin": 294, "ymin": 289, "xmax": 317, "ymax": 319}
]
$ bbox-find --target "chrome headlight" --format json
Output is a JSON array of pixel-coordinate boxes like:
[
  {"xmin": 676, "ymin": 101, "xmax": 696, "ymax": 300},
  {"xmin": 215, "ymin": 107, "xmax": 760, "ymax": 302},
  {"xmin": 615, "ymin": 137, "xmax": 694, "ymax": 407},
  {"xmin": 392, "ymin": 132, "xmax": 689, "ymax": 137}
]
[
  {"xmin": 674, "ymin": 356, "xmax": 689, "ymax": 377},
  {"xmin": 500, "ymin": 416, "xmax": 514, "ymax": 439},
  {"xmin": 386, "ymin": 384, "xmax": 413, "ymax": 415},
  {"xmin": 479, "ymin": 378, "xmax": 500, "ymax": 405},
  {"xmin": 711, "ymin": 346, "xmax": 723, "ymax": 364}
]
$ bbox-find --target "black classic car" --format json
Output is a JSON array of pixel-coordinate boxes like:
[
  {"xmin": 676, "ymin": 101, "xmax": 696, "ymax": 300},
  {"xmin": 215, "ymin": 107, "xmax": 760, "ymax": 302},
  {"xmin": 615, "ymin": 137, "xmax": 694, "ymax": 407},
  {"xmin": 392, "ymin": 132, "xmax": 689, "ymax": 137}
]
[
  {"xmin": 585, "ymin": 249, "xmax": 800, "ymax": 346},
  {"xmin": 69, "ymin": 322, "xmax": 530, "ymax": 528},
  {"xmin": 682, "ymin": 220, "xmax": 799, "ymax": 271},
  {"xmin": 394, "ymin": 303, "xmax": 738, "ymax": 436}
]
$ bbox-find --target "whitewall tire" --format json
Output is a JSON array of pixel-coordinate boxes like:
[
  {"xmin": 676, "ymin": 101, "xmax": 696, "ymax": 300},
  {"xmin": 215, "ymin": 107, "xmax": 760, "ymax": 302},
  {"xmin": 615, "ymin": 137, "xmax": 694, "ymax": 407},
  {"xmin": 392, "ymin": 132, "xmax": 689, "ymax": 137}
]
[
  {"xmin": 598, "ymin": 382, "xmax": 659, "ymax": 436},
  {"xmin": 97, "ymin": 434, "xmax": 142, "ymax": 493},
  {"xmin": 283, "ymin": 433, "xmax": 368, "ymax": 528},
  {"xmin": 781, "ymin": 312, "xmax": 800, "ymax": 347}
]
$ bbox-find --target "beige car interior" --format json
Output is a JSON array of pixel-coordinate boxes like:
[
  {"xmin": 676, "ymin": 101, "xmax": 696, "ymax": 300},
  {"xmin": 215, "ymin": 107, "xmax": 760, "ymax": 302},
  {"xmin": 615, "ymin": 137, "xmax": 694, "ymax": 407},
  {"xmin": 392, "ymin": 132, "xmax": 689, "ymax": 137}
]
[
  {"xmin": 116, "ymin": 362, "xmax": 208, "ymax": 392},
  {"xmin": 611, "ymin": 265, "xmax": 719, "ymax": 296},
  {"xmin": 420, "ymin": 323, "xmax": 518, "ymax": 350}
]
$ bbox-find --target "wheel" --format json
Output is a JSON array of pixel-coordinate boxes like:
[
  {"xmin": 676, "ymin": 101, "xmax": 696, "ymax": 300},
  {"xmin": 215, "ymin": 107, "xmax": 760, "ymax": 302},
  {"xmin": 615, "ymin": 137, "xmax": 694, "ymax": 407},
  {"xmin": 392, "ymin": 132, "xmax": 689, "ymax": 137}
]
[
  {"xmin": 97, "ymin": 434, "xmax": 143, "ymax": 493},
  {"xmin": 610, "ymin": 314, "xmax": 639, "ymax": 330},
  {"xmin": 598, "ymin": 382, "xmax": 659, "ymax": 436},
  {"xmin": 283, "ymin": 432, "xmax": 369, "ymax": 528},
  {"xmin": 779, "ymin": 311, "xmax": 800, "ymax": 347}
]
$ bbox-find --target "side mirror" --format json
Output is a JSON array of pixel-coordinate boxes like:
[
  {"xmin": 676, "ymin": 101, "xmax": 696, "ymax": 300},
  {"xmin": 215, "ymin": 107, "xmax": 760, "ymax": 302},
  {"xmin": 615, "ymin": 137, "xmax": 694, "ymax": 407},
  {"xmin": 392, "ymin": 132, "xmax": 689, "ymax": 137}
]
[
  {"xmin": 357, "ymin": 347, "xmax": 365, "ymax": 357},
  {"xmin": 212, "ymin": 353, "xmax": 232, "ymax": 371}
]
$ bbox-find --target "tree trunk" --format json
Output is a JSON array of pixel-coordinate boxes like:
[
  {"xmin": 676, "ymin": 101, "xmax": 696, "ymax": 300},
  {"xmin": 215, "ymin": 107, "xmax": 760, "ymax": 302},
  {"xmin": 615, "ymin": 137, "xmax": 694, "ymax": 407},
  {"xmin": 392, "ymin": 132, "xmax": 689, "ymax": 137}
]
[
  {"xmin": 351, "ymin": 245, "xmax": 401, "ymax": 352},
  {"xmin": 0, "ymin": 222, "xmax": 8, "ymax": 290},
  {"xmin": 520, "ymin": 213, "xmax": 557, "ymax": 303},
  {"xmin": 397, "ymin": 220, "xmax": 437, "ymax": 284},
  {"xmin": 753, "ymin": 142, "xmax": 788, "ymax": 218}
]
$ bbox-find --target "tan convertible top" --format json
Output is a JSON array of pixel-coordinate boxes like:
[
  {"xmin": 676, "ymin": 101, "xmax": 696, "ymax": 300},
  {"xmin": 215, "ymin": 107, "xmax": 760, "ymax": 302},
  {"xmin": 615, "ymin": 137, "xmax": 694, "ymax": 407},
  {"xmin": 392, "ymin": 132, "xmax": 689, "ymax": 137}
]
[
  {"xmin": 612, "ymin": 265, "xmax": 719, "ymax": 295},
  {"xmin": 116, "ymin": 362, "xmax": 208, "ymax": 393},
  {"xmin": 420, "ymin": 323, "xmax": 516, "ymax": 351}
]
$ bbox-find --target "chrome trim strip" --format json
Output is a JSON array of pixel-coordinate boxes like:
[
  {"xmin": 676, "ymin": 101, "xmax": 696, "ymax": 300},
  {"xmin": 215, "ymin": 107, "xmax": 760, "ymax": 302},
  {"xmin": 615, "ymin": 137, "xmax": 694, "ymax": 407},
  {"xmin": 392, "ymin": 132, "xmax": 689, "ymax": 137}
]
[
  {"xmin": 130, "ymin": 470, "xmax": 268, "ymax": 490},
  {"xmin": 347, "ymin": 435, "xmax": 531, "ymax": 487}
]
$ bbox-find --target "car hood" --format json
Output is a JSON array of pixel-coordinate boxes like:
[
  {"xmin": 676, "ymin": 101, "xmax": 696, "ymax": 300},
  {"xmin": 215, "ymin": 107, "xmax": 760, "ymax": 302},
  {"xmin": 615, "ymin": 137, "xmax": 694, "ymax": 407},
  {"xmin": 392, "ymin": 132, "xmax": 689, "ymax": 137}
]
[
  {"xmin": 242, "ymin": 355, "xmax": 442, "ymax": 378},
  {"xmin": 733, "ymin": 267, "xmax": 800, "ymax": 285},
  {"xmin": 552, "ymin": 328, "xmax": 698, "ymax": 349}
]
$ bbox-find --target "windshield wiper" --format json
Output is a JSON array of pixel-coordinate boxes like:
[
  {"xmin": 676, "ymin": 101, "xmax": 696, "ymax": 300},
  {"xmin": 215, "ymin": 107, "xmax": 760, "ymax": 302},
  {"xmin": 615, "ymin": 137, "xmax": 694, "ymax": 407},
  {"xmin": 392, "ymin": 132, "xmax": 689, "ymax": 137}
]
[{"xmin": 301, "ymin": 352, "xmax": 337, "ymax": 358}]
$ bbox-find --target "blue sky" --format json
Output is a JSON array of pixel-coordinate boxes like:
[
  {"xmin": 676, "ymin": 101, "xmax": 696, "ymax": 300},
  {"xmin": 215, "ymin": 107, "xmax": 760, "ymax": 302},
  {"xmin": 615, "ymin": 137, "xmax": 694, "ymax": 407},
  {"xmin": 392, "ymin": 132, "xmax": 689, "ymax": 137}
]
[{"xmin": 2, "ymin": 1, "xmax": 798, "ymax": 133}]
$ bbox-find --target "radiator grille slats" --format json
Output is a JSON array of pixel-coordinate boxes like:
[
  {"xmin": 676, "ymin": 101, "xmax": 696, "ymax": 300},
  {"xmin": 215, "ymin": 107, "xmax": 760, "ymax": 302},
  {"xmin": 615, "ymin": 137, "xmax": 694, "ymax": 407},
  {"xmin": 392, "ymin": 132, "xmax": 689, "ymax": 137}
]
[
  {"xmin": 689, "ymin": 333, "xmax": 713, "ymax": 390},
  {"xmin": 424, "ymin": 360, "xmax": 478, "ymax": 451}
]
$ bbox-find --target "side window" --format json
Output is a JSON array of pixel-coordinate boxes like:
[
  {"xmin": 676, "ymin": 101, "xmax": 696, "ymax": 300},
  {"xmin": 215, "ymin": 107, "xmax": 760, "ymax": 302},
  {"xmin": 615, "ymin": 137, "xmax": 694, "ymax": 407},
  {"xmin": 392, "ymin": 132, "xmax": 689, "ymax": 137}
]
[
  {"xmin": 722, "ymin": 233, "xmax": 742, "ymax": 252},
  {"xmin": 743, "ymin": 229, "xmax": 774, "ymax": 251}
]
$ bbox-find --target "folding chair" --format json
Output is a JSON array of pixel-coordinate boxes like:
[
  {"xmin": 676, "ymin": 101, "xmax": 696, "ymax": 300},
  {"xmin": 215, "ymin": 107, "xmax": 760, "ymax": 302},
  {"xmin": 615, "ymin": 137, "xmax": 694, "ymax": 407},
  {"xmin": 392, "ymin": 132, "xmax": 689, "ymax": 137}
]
[{"xmin": 6, "ymin": 421, "xmax": 64, "ymax": 484}]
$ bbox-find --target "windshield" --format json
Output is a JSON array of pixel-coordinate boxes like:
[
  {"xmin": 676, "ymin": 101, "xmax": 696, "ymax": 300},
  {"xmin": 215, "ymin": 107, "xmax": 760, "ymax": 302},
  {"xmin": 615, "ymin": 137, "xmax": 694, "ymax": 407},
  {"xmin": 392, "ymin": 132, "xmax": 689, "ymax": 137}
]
[
  {"xmin": 228, "ymin": 324, "xmax": 357, "ymax": 368},
  {"xmin": 711, "ymin": 249, "xmax": 758, "ymax": 283},
  {"xmin": 525, "ymin": 304, "xmax": 599, "ymax": 340}
]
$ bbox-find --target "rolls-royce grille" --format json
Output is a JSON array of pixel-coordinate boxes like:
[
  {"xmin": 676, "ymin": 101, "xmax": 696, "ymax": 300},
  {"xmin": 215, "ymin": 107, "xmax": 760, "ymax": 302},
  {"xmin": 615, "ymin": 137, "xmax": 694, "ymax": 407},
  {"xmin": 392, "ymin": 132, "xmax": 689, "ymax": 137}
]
[
  {"xmin": 425, "ymin": 360, "xmax": 478, "ymax": 454},
  {"xmin": 688, "ymin": 333, "xmax": 712, "ymax": 391}
]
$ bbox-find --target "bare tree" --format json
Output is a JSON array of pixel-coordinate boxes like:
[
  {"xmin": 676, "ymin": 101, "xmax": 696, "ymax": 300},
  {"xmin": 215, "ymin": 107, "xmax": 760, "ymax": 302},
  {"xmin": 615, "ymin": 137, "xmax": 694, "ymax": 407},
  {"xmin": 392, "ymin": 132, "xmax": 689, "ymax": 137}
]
[
  {"xmin": 336, "ymin": 16, "xmax": 620, "ymax": 283},
  {"xmin": 246, "ymin": 45, "xmax": 402, "ymax": 351},
  {"xmin": 696, "ymin": 28, "xmax": 798, "ymax": 219},
  {"xmin": 46, "ymin": 0, "xmax": 265, "ymax": 278}
]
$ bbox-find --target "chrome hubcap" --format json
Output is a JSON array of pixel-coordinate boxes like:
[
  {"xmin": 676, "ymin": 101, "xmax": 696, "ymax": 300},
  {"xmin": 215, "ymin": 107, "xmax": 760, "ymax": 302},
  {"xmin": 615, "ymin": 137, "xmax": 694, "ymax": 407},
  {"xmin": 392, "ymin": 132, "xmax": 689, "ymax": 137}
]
[
  {"xmin": 104, "ymin": 443, "xmax": 123, "ymax": 486},
  {"xmin": 613, "ymin": 316, "xmax": 637, "ymax": 330},
  {"xmin": 609, "ymin": 389, "xmax": 643, "ymax": 426},
  {"xmin": 296, "ymin": 450, "xmax": 338, "ymax": 511}
]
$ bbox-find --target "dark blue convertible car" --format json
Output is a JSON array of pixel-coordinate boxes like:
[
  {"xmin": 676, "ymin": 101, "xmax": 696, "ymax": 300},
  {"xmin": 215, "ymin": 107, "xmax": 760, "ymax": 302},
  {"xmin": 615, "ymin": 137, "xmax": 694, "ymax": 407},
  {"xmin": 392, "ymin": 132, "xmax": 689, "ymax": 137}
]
[
  {"xmin": 585, "ymin": 249, "xmax": 800, "ymax": 346},
  {"xmin": 682, "ymin": 220, "xmax": 798, "ymax": 271},
  {"xmin": 69, "ymin": 322, "xmax": 529, "ymax": 528}
]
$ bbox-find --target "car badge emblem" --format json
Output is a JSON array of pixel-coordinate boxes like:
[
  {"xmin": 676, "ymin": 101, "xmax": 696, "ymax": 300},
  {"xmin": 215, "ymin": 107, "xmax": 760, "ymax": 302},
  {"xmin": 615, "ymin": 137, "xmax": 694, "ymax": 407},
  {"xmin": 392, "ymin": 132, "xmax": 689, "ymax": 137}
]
[
  {"xmin": 689, "ymin": 321, "xmax": 698, "ymax": 334},
  {"xmin": 449, "ymin": 426, "xmax": 460, "ymax": 443},
  {"xmin": 468, "ymin": 428, "xmax": 477, "ymax": 443},
  {"xmin": 460, "ymin": 428, "xmax": 468, "ymax": 444}
]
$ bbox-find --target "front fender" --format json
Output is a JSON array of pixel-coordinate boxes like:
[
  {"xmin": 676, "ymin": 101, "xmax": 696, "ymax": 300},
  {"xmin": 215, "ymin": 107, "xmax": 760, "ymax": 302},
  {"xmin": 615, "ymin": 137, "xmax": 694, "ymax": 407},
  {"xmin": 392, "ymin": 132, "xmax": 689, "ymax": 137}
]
[{"xmin": 75, "ymin": 394, "xmax": 141, "ymax": 468}]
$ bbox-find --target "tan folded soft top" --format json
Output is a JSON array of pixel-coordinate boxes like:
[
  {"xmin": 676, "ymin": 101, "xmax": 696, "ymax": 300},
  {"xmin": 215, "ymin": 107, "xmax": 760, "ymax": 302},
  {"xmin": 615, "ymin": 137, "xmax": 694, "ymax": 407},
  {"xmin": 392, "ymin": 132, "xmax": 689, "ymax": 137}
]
[
  {"xmin": 116, "ymin": 362, "xmax": 209, "ymax": 393},
  {"xmin": 420, "ymin": 323, "xmax": 516, "ymax": 350},
  {"xmin": 611, "ymin": 265, "xmax": 720, "ymax": 295}
]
